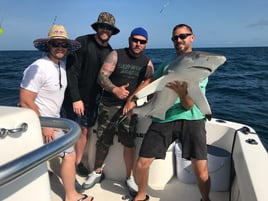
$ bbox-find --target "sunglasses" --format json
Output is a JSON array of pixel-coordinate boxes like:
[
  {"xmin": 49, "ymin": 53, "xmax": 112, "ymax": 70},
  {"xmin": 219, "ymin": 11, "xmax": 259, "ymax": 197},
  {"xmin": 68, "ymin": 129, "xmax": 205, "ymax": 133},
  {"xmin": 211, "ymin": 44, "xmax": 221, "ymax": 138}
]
[
  {"xmin": 49, "ymin": 41, "xmax": 69, "ymax": 48},
  {"xmin": 98, "ymin": 24, "xmax": 114, "ymax": 31},
  {"xmin": 171, "ymin": 33, "xmax": 192, "ymax": 41},
  {"xmin": 131, "ymin": 37, "xmax": 147, "ymax": 45}
]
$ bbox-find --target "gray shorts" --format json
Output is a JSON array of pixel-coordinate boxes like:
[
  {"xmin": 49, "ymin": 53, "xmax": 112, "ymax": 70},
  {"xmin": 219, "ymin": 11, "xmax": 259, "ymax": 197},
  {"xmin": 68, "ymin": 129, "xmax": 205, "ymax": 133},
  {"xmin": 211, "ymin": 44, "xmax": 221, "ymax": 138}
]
[
  {"xmin": 54, "ymin": 130, "xmax": 75, "ymax": 158},
  {"xmin": 139, "ymin": 119, "xmax": 207, "ymax": 160}
]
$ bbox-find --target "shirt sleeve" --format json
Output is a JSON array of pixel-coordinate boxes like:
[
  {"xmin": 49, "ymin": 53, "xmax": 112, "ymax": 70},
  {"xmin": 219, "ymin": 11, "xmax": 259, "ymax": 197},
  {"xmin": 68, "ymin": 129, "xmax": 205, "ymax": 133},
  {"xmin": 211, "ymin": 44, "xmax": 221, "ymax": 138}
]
[
  {"xmin": 153, "ymin": 62, "xmax": 169, "ymax": 79},
  {"xmin": 20, "ymin": 64, "xmax": 43, "ymax": 93}
]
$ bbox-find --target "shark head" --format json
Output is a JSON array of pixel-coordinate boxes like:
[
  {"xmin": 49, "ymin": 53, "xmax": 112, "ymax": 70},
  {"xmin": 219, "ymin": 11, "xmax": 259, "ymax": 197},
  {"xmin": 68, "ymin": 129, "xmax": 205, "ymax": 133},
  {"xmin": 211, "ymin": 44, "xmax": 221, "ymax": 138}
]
[{"xmin": 166, "ymin": 51, "xmax": 226, "ymax": 82}]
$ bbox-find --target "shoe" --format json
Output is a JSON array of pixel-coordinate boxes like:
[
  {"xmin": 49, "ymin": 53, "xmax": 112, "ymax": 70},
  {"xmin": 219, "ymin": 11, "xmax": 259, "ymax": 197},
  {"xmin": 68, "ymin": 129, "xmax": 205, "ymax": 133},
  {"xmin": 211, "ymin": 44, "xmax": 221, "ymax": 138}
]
[
  {"xmin": 132, "ymin": 194, "xmax": 150, "ymax": 201},
  {"xmin": 76, "ymin": 162, "xmax": 89, "ymax": 177},
  {"xmin": 126, "ymin": 176, "xmax": 138, "ymax": 197},
  {"xmin": 82, "ymin": 171, "xmax": 104, "ymax": 189},
  {"xmin": 75, "ymin": 179, "xmax": 84, "ymax": 193}
]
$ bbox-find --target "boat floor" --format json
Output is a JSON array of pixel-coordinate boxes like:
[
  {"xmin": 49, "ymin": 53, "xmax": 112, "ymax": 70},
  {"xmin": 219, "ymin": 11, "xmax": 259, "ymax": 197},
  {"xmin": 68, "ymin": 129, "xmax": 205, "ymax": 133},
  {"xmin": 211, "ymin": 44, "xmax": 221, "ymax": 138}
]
[{"xmin": 49, "ymin": 162, "xmax": 228, "ymax": 201}]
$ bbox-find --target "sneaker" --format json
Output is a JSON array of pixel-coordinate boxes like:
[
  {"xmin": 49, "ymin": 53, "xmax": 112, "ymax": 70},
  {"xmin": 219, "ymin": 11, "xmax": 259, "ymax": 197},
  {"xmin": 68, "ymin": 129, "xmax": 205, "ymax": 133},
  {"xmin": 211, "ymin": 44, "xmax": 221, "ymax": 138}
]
[
  {"xmin": 75, "ymin": 179, "xmax": 84, "ymax": 193},
  {"xmin": 126, "ymin": 176, "xmax": 138, "ymax": 197},
  {"xmin": 76, "ymin": 162, "xmax": 89, "ymax": 177},
  {"xmin": 82, "ymin": 171, "xmax": 104, "ymax": 189}
]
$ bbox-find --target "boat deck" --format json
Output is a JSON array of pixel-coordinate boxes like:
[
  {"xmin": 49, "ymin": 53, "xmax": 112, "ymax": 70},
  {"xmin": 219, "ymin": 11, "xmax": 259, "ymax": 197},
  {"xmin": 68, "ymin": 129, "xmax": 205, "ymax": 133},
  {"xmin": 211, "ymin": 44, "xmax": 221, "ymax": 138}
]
[
  {"xmin": 49, "ymin": 162, "xmax": 228, "ymax": 201},
  {"xmin": 1, "ymin": 108, "xmax": 267, "ymax": 201}
]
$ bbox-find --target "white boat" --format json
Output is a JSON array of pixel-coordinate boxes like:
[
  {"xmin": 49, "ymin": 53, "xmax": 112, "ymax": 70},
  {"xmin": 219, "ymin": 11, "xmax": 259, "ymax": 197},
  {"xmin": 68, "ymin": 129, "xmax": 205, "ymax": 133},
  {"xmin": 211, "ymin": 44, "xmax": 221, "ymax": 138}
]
[{"xmin": 0, "ymin": 106, "xmax": 268, "ymax": 201}]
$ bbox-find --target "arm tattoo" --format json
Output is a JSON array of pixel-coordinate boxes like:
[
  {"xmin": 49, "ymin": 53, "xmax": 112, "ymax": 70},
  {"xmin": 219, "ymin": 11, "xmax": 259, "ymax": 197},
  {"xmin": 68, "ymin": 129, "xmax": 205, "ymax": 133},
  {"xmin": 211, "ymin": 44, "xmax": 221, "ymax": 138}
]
[
  {"xmin": 98, "ymin": 71, "xmax": 116, "ymax": 92},
  {"xmin": 97, "ymin": 51, "xmax": 117, "ymax": 92}
]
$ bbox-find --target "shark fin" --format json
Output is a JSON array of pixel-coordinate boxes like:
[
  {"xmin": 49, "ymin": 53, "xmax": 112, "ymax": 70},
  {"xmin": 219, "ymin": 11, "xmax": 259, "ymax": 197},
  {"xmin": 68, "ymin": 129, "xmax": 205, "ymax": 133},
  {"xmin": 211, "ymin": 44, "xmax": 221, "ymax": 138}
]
[{"xmin": 187, "ymin": 83, "xmax": 212, "ymax": 116}]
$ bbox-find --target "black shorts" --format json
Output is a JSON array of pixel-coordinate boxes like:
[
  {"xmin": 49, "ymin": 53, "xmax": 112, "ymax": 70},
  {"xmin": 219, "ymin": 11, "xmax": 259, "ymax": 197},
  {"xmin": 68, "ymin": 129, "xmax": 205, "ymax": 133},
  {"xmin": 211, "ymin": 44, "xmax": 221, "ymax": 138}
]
[
  {"xmin": 139, "ymin": 119, "xmax": 207, "ymax": 160},
  {"xmin": 61, "ymin": 101, "xmax": 98, "ymax": 128},
  {"xmin": 96, "ymin": 103, "xmax": 137, "ymax": 148}
]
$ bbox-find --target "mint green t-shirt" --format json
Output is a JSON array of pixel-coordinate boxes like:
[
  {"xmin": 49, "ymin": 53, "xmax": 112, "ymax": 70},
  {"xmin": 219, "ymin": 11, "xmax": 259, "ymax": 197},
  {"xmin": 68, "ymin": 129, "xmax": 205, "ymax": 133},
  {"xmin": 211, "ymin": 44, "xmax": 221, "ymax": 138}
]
[{"xmin": 152, "ymin": 59, "xmax": 208, "ymax": 123}]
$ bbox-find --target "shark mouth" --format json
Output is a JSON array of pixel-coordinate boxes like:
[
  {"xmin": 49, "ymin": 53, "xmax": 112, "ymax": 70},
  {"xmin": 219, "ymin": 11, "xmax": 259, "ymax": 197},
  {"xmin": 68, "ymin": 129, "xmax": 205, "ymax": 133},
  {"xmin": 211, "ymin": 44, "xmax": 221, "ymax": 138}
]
[{"xmin": 190, "ymin": 66, "xmax": 212, "ymax": 72}]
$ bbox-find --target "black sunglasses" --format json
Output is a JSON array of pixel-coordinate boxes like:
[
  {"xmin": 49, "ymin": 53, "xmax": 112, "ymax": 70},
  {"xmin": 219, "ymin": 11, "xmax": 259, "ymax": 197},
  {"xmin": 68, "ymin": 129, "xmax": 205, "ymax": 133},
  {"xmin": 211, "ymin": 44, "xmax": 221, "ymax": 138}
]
[
  {"xmin": 98, "ymin": 24, "xmax": 114, "ymax": 31},
  {"xmin": 49, "ymin": 41, "xmax": 69, "ymax": 48},
  {"xmin": 171, "ymin": 33, "xmax": 192, "ymax": 41},
  {"xmin": 131, "ymin": 37, "xmax": 147, "ymax": 45}
]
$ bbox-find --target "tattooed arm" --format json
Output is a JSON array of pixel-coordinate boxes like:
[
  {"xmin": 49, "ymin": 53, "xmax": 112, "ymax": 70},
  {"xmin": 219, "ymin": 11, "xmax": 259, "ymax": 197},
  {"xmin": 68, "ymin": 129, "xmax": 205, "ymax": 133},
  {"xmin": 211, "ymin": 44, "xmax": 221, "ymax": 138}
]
[
  {"xmin": 97, "ymin": 50, "xmax": 118, "ymax": 92},
  {"xmin": 97, "ymin": 50, "xmax": 130, "ymax": 99}
]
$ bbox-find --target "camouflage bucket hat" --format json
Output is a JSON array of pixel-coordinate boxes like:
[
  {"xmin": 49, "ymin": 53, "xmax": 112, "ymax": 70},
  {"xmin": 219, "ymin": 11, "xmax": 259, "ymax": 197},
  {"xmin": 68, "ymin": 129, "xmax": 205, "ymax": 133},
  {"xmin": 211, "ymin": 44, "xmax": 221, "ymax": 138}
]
[{"xmin": 91, "ymin": 12, "xmax": 120, "ymax": 35}]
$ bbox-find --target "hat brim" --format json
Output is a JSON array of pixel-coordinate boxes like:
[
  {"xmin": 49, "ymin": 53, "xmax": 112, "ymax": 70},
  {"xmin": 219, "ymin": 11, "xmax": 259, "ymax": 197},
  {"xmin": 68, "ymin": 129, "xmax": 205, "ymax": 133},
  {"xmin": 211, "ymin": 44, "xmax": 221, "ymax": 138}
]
[
  {"xmin": 33, "ymin": 38, "xmax": 81, "ymax": 52},
  {"xmin": 91, "ymin": 22, "xmax": 120, "ymax": 35}
]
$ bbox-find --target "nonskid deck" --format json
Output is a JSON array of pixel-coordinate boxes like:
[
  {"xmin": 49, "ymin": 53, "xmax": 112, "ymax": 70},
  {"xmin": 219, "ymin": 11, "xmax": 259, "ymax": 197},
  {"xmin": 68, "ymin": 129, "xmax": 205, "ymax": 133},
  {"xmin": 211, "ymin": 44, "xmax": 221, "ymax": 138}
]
[{"xmin": 49, "ymin": 169, "xmax": 228, "ymax": 201}]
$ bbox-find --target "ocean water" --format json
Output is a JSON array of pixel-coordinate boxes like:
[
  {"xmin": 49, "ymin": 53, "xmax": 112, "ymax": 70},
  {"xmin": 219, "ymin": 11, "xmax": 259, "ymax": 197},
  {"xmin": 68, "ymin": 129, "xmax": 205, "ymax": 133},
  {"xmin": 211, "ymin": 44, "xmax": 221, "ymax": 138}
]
[{"xmin": 0, "ymin": 47, "xmax": 267, "ymax": 150}]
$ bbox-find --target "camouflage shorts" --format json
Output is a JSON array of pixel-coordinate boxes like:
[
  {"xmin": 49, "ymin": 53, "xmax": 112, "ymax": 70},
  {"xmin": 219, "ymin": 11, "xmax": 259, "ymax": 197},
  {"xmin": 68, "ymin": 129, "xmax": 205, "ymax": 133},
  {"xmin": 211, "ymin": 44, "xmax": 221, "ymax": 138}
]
[{"xmin": 96, "ymin": 103, "xmax": 137, "ymax": 147}]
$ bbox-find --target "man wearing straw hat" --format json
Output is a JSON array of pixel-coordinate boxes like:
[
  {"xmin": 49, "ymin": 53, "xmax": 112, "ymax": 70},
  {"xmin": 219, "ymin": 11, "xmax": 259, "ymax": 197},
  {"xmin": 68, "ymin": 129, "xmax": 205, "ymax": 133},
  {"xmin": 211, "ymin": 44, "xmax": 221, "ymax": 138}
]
[
  {"xmin": 62, "ymin": 12, "xmax": 120, "ymax": 177},
  {"xmin": 19, "ymin": 24, "xmax": 94, "ymax": 201}
]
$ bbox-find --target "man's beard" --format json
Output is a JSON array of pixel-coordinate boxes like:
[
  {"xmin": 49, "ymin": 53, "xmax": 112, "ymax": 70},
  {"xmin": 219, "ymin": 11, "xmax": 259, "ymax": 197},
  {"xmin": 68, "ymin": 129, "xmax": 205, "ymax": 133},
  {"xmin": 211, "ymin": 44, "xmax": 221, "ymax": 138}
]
[{"xmin": 97, "ymin": 33, "xmax": 109, "ymax": 43}]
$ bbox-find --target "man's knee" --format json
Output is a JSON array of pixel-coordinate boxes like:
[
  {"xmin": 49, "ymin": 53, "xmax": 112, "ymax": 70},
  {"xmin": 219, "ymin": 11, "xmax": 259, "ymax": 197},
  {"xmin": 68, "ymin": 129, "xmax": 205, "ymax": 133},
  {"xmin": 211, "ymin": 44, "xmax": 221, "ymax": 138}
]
[
  {"xmin": 81, "ymin": 126, "xmax": 89, "ymax": 136},
  {"xmin": 200, "ymin": 171, "xmax": 210, "ymax": 182},
  {"xmin": 136, "ymin": 157, "xmax": 154, "ymax": 170}
]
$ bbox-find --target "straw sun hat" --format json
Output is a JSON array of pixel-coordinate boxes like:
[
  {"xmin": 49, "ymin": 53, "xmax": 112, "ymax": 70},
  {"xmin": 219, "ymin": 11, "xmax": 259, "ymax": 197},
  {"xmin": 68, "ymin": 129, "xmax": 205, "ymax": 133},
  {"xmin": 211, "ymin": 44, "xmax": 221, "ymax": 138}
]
[{"xmin": 33, "ymin": 24, "xmax": 81, "ymax": 52}]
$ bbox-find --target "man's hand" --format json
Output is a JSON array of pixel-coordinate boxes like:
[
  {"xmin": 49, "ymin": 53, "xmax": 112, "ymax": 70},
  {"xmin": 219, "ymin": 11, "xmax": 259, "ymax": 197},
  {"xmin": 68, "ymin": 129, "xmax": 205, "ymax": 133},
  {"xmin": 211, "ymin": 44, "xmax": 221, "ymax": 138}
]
[
  {"xmin": 123, "ymin": 100, "xmax": 136, "ymax": 115},
  {"xmin": 112, "ymin": 83, "xmax": 130, "ymax": 99},
  {"xmin": 42, "ymin": 127, "xmax": 59, "ymax": 143},
  {"xmin": 166, "ymin": 81, "xmax": 188, "ymax": 97},
  {"xmin": 73, "ymin": 100, "xmax": 84, "ymax": 116},
  {"xmin": 166, "ymin": 81, "xmax": 194, "ymax": 110}
]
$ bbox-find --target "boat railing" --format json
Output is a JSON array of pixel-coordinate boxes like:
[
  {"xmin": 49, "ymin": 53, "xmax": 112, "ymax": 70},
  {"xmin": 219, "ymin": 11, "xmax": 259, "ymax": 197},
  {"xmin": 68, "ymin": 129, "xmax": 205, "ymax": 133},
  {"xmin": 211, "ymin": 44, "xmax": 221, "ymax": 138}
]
[{"xmin": 0, "ymin": 117, "xmax": 81, "ymax": 187}]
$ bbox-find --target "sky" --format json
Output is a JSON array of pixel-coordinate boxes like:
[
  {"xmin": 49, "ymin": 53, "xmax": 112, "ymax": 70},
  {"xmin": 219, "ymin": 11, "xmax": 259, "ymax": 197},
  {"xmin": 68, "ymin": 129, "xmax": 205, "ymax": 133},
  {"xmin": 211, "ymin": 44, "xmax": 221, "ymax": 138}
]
[{"xmin": 0, "ymin": 0, "xmax": 268, "ymax": 50}]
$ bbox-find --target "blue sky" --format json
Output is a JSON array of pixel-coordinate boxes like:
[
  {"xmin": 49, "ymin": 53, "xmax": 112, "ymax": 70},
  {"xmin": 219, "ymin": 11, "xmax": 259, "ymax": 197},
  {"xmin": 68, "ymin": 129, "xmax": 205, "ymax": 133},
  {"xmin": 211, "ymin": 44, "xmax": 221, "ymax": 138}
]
[{"xmin": 0, "ymin": 0, "xmax": 268, "ymax": 50}]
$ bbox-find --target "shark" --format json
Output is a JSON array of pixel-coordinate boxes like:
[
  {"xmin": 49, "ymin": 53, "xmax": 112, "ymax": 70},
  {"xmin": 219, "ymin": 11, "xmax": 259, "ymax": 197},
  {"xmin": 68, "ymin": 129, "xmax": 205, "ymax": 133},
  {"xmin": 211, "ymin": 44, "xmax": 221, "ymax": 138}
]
[{"xmin": 133, "ymin": 51, "xmax": 226, "ymax": 120}]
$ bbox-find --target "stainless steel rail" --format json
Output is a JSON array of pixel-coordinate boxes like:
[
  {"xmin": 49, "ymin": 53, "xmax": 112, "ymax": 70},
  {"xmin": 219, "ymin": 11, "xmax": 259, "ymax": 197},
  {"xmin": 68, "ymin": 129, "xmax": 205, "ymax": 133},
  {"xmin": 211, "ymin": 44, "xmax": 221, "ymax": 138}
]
[{"xmin": 0, "ymin": 117, "xmax": 81, "ymax": 186}]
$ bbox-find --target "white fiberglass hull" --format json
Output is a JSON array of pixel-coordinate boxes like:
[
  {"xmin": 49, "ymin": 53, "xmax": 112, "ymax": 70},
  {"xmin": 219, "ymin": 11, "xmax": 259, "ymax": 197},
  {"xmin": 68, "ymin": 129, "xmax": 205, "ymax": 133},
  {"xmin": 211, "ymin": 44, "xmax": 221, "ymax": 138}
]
[{"xmin": 1, "ymin": 106, "xmax": 267, "ymax": 201}]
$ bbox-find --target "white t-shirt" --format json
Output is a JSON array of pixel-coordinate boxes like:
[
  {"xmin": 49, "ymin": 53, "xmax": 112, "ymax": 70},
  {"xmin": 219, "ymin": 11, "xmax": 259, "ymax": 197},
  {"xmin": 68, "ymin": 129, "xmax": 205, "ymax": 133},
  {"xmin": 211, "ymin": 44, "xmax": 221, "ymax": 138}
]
[{"xmin": 20, "ymin": 56, "xmax": 67, "ymax": 117}]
